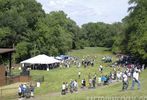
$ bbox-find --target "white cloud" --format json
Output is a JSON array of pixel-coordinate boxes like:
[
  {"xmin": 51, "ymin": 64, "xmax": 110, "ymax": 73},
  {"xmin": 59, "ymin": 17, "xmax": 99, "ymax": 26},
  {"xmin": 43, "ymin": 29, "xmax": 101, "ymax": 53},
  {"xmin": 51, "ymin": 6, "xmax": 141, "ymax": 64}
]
[
  {"xmin": 49, "ymin": 1, "xmax": 56, "ymax": 6},
  {"xmin": 36, "ymin": 0, "xmax": 74, "ymax": 10},
  {"xmin": 36, "ymin": 0, "xmax": 130, "ymax": 26}
]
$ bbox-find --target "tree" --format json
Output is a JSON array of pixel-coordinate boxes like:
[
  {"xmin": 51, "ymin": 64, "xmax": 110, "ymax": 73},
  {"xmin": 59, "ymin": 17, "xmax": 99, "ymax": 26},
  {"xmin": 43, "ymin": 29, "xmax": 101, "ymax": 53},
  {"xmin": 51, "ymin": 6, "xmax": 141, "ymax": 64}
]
[
  {"xmin": 0, "ymin": 0, "xmax": 45, "ymax": 47},
  {"xmin": 113, "ymin": 0, "xmax": 147, "ymax": 63},
  {"xmin": 80, "ymin": 22, "xmax": 119, "ymax": 48}
]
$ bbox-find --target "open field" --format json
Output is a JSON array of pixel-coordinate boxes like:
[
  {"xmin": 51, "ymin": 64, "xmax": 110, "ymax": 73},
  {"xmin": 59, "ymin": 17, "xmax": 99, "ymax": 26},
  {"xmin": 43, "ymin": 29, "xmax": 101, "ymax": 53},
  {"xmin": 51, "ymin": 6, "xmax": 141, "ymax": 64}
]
[
  {"xmin": 31, "ymin": 47, "xmax": 117, "ymax": 94},
  {"xmin": 37, "ymin": 69, "xmax": 147, "ymax": 100},
  {"xmin": 1, "ymin": 47, "xmax": 147, "ymax": 100}
]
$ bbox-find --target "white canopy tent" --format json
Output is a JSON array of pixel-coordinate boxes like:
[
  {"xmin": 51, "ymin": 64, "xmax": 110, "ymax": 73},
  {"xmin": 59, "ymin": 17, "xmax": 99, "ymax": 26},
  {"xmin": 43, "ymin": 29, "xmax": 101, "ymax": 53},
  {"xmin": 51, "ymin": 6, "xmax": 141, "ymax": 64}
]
[{"xmin": 20, "ymin": 54, "xmax": 60, "ymax": 64}]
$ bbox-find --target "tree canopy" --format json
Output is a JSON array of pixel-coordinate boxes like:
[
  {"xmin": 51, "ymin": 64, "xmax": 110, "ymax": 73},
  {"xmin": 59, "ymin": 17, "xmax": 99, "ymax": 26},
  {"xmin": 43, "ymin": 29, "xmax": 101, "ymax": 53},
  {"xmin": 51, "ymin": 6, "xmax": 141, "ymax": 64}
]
[
  {"xmin": 0, "ymin": 0, "xmax": 83, "ymax": 62},
  {"xmin": 112, "ymin": 0, "xmax": 147, "ymax": 63},
  {"xmin": 0, "ymin": 0, "xmax": 146, "ymax": 64}
]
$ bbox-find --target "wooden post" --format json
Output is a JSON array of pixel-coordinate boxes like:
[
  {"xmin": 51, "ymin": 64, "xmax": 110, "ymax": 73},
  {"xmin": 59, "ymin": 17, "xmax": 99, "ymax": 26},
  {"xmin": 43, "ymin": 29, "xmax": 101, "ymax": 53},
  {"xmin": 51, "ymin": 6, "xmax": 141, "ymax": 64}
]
[{"xmin": 8, "ymin": 53, "xmax": 12, "ymax": 76}]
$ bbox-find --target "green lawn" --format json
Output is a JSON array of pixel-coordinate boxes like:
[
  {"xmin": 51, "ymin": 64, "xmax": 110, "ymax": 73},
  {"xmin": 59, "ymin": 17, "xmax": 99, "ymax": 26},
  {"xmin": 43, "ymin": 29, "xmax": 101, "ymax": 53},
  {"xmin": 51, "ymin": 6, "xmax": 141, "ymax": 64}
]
[
  {"xmin": 31, "ymin": 47, "xmax": 116, "ymax": 94},
  {"xmin": 4, "ymin": 47, "xmax": 147, "ymax": 100},
  {"xmin": 46, "ymin": 69, "xmax": 147, "ymax": 100}
]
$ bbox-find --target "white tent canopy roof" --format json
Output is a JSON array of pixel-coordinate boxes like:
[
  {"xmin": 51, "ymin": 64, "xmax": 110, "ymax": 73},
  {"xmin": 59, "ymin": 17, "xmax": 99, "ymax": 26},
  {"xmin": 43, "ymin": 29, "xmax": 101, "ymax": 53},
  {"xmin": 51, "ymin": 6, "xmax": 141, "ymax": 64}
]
[{"xmin": 20, "ymin": 54, "xmax": 60, "ymax": 64}]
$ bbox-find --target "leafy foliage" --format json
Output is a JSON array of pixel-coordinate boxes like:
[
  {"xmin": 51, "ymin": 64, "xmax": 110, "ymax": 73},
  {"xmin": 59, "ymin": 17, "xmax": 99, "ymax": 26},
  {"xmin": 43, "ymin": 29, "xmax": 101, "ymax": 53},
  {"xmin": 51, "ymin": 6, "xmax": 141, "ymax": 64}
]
[
  {"xmin": 0, "ymin": 0, "xmax": 146, "ymax": 64},
  {"xmin": 80, "ymin": 22, "xmax": 122, "ymax": 48},
  {"xmin": 112, "ymin": 0, "xmax": 147, "ymax": 63},
  {"xmin": 0, "ymin": 0, "xmax": 82, "ymax": 62}
]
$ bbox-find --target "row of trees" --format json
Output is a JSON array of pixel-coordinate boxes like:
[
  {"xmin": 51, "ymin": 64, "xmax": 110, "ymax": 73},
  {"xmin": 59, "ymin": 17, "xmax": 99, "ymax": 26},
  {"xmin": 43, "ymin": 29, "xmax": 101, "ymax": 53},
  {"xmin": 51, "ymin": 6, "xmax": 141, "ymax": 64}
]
[
  {"xmin": 80, "ymin": 0, "xmax": 147, "ymax": 63},
  {"xmin": 0, "ymin": 0, "xmax": 146, "ymax": 63},
  {"xmin": 112, "ymin": 0, "xmax": 147, "ymax": 63},
  {"xmin": 80, "ymin": 22, "xmax": 123, "ymax": 48},
  {"xmin": 0, "ymin": 0, "xmax": 82, "ymax": 62}
]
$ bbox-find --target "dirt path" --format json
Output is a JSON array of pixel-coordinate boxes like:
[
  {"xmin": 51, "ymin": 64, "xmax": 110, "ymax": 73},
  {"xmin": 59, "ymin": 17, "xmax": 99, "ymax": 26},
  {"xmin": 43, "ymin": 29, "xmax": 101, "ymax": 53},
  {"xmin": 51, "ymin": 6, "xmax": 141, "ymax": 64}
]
[{"xmin": 22, "ymin": 80, "xmax": 120, "ymax": 100}]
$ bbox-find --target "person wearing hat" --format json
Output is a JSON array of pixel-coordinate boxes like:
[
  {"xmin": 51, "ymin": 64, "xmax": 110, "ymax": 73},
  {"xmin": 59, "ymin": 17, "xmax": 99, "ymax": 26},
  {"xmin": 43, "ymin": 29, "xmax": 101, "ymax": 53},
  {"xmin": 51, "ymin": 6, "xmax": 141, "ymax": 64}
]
[{"xmin": 131, "ymin": 68, "xmax": 141, "ymax": 90}]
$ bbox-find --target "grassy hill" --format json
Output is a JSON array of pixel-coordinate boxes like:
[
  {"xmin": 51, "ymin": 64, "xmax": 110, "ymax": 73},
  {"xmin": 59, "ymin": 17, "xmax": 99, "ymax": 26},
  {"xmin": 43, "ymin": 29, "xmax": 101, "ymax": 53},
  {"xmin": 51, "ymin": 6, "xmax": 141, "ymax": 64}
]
[
  {"xmin": 2, "ymin": 47, "xmax": 147, "ymax": 100},
  {"xmin": 30, "ymin": 47, "xmax": 147, "ymax": 100},
  {"xmin": 32, "ymin": 47, "xmax": 116, "ymax": 94},
  {"xmin": 46, "ymin": 69, "xmax": 147, "ymax": 100}
]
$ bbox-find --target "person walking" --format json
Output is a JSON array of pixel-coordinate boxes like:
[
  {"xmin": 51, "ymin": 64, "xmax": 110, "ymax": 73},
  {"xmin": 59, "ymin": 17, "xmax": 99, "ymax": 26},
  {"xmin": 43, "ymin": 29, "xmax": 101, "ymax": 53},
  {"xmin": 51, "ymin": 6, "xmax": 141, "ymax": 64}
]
[
  {"xmin": 122, "ymin": 72, "xmax": 128, "ymax": 91},
  {"xmin": 61, "ymin": 82, "xmax": 66, "ymax": 95},
  {"xmin": 78, "ymin": 71, "xmax": 81, "ymax": 79},
  {"xmin": 99, "ymin": 65, "xmax": 103, "ymax": 73},
  {"xmin": 73, "ymin": 80, "xmax": 78, "ymax": 93},
  {"xmin": 81, "ymin": 79, "xmax": 86, "ymax": 88},
  {"xmin": 30, "ymin": 85, "xmax": 35, "ymax": 97},
  {"xmin": 18, "ymin": 85, "xmax": 22, "ymax": 98},
  {"xmin": 131, "ymin": 68, "xmax": 141, "ymax": 90},
  {"xmin": 70, "ymin": 80, "xmax": 74, "ymax": 93}
]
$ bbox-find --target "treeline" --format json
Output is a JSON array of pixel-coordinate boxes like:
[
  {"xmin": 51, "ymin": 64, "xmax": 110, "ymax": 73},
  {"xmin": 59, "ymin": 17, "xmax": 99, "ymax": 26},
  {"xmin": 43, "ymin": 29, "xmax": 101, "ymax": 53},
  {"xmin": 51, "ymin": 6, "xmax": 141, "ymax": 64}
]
[
  {"xmin": 112, "ymin": 0, "xmax": 147, "ymax": 63},
  {"xmin": 0, "ymin": 0, "xmax": 82, "ymax": 62},
  {"xmin": 80, "ymin": 22, "xmax": 123, "ymax": 48},
  {"xmin": 0, "ymin": 0, "xmax": 146, "ymax": 63}
]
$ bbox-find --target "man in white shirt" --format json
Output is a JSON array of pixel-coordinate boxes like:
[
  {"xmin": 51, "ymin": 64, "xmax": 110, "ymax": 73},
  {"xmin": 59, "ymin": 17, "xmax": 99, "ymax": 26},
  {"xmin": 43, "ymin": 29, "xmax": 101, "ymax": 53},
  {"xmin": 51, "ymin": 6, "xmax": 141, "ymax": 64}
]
[
  {"xmin": 73, "ymin": 80, "xmax": 78, "ymax": 92},
  {"xmin": 61, "ymin": 82, "xmax": 66, "ymax": 95},
  {"xmin": 98, "ymin": 77, "xmax": 102, "ymax": 86},
  {"xmin": 122, "ymin": 72, "xmax": 128, "ymax": 90},
  {"xmin": 131, "ymin": 68, "xmax": 141, "ymax": 90},
  {"xmin": 117, "ymin": 71, "xmax": 121, "ymax": 81},
  {"xmin": 18, "ymin": 85, "xmax": 22, "ymax": 98},
  {"xmin": 99, "ymin": 65, "xmax": 103, "ymax": 73}
]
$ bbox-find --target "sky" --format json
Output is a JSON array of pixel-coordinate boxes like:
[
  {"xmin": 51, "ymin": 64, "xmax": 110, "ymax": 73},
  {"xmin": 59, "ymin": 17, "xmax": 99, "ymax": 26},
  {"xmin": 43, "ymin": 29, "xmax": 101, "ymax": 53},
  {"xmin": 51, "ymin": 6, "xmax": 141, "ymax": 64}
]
[{"xmin": 36, "ymin": 0, "xmax": 130, "ymax": 26}]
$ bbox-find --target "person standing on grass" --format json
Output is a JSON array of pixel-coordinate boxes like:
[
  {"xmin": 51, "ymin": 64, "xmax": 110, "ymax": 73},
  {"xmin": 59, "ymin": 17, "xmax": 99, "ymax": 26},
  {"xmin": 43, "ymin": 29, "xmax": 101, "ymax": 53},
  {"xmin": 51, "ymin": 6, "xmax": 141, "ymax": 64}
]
[
  {"xmin": 30, "ymin": 85, "xmax": 34, "ymax": 97},
  {"xmin": 117, "ymin": 71, "xmax": 121, "ymax": 81},
  {"xmin": 122, "ymin": 72, "xmax": 128, "ymax": 91},
  {"xmin": 89, "ymin": 78, "xmax": 92, "ymax": 88},
  {"xmin": 18, "ymin": 85, "xmax": 22, "ymax": 98},
  {"xmin": 131, "ymin": 68, "xmax": 141, "ymax": 90},
  {"xmin": 61, "ymin": 82, "xmax": 66, "ymax": 95},
  {"xmin": 94, "ymin": 73, "xmax": 97, "ymax": 80},
  {"xmin": 22, "ymin": 83, "xmax": 27, "ymax": 97},
  {"xmin": 98, "ymin": 76, "xmax": 102, "ymax": 86},
  {"xmin": 81, "ymin": 79, "xmax": 86, "ymax": 88},
  {"xmin": 92, "ymin": 78, "xmax": 96, "ymax": 88},
  {"xmin": 78, "ymin": 62, "xmax": 81, "ymax": 68},
  {"xmin": 99, "ymin": 65, "xmax": 103, "ymax": 73},
  {"xmin": 78, "ymin": 71, "xmax": 81, "ymax": 79},
  {"xmin": 73, "ymin": 80, "xmax": 78, "ymax": 92},
  {"xmin": 70, "ymin": 80, "xmax": 74, "ymax": 93}
]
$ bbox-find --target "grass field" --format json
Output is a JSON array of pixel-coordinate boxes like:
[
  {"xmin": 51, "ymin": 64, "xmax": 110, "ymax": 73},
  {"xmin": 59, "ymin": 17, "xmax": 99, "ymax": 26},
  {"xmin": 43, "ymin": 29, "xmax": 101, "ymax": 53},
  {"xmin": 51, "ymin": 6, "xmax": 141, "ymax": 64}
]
[
  {"xmin": 32, "ymin": 47, "xmax": 116, "ymax": 94},
  {"xmin": 1, "ymin": 47, "xmax": 147, "ymax": 100},
  {"xmin": 44, "ymin": 69, "xmax": 147, "ymax": 100}
]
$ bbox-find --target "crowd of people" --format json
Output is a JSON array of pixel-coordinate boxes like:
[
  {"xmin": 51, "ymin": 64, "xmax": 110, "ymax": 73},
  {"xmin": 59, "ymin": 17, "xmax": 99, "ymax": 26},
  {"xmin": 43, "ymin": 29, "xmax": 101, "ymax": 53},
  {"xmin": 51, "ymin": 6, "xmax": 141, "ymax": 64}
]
[
  {"xmin": 60, "ymin": 55, "xmax": 145, "ymax": 95},
  {"xmin": 61, "ymin": 80, "xmax": 78, "ymax": 95},
  {"xmin": 18, "ymin": 83, "xmax": 35, "ymax": 99},
  {"xmin": 59, "ymin": 55, "xmax": 96, "ymax": 69},
  {"xmin": 17, "ymin": 54, "xmax": 145, "ymax": 97},
  {"xmin": 116, "ymin": 55, "xmax": 144, "ymax": 90}
]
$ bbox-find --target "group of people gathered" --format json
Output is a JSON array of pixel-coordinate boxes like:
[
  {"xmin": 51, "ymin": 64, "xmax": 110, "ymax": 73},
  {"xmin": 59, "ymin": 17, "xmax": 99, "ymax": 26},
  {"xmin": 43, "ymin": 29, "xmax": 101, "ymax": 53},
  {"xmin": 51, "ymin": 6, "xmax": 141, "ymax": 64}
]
[
  {"xmin": 61, "ymin": 61, "xmax": 144, "ymax": 95},
  {"xmin": 60, "ymin": 55, "xmax": 96, "ymax": 69},
  {"xmin": 61, "ymin": 80, "xmax": 78, "ymax": 95},
  {"xmin": 121, "ymin": 65, "xmax": 142, "ymax": 91},
  {"xmin": 18, "ymin": 83, "xmax": 35, "ymax": 98}
]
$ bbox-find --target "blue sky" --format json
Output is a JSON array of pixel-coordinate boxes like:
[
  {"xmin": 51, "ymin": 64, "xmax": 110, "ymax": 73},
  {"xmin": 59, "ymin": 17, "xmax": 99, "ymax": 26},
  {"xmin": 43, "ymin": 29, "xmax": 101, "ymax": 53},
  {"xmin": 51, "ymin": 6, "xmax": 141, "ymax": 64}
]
[{"xmin": 36, "ymin": 0, "xmax": 130, "ymax": 26}]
